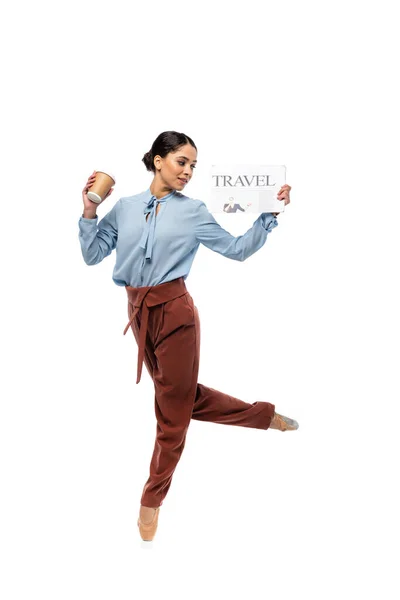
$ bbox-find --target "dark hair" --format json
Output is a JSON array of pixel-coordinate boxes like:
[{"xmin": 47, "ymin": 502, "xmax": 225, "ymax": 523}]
[{"xmin": 142, "ymin": 131, "xmax": 197, "ymax": 173}]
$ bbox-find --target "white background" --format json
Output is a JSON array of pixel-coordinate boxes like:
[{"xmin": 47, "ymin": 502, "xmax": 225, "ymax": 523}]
[{"xmin": 1, "ymin": 1, "xmax": 399, "ymax": 598}]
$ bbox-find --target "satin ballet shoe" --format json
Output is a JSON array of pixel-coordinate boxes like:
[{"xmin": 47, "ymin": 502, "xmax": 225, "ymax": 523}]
[
  {"xmin": 269, "ymin": 412, "xmax": 299, "ymax": 431},
  {"xmin": 137, "ymin": 507, "xmax": 160, "ymax": 542}
]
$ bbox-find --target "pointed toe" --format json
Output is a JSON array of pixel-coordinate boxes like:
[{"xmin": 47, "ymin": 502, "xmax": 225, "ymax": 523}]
[
  {"xmin": 138, "ymin": 507, "xmax": 160, "ymax": 541},
  {"xmin": 270, "ymin": 412, "xmax": 299, "ymax": 431}
]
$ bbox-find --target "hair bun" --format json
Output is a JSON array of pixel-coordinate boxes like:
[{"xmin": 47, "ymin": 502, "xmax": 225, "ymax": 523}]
[{"xmin": 142, "ymin": 150, "xmax": 153, "ymax": 172}]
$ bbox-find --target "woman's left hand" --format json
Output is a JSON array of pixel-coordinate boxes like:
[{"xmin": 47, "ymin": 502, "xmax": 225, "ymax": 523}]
[{"xmin": 272, "ymin": 184, "xmax": 291, "ymax": 217}]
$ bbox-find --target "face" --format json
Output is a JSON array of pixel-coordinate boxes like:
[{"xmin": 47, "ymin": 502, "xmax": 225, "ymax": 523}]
[{"xmin": 153, "ymin": 143, "xmax": 197, "ymax": 190}]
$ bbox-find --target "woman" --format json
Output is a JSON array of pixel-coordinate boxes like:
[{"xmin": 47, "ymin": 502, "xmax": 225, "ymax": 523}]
[{"xmin": 78, "ymin": 131, "xmax": 299, "ymax": 542}]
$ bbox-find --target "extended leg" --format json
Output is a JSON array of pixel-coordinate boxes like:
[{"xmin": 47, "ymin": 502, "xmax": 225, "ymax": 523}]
[{"xmin": 191, "ymin": 383, "xmax": 275, "ymax": 429}]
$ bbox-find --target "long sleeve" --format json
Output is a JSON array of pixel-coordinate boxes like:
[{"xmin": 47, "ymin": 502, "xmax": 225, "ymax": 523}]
[
  {"xmin": 194, "ymin": 201, "xmax": 278, "ymax": 261},
  {"xmin": 78, "ymin": 201, "xmax": 119, "ymax": 265}
]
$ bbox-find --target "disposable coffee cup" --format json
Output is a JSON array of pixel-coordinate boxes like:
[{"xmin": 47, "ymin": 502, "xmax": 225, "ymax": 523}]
[{"xmin": 87, "ymin": 170, "xmax": 116, "ymax": 204}]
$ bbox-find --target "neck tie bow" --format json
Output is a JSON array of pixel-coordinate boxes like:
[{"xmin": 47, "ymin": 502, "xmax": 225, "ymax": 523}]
[{"xmin": 139, "ymin": 195, "xmax": 165, "ymax": 260}]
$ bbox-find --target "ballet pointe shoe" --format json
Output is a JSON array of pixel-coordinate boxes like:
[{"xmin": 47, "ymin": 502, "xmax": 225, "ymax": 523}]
[
  {"xmin": 137, "ymin": 506, "xmax": 160, "ymax": 542},
  {"xmin": 269, "ymin": 412, "xmax": 299, "ymax": 431}
]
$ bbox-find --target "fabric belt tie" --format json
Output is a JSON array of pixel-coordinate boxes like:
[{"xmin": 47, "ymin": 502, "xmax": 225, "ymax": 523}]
[{"xmin": 123, "ymin": 277, "xmax": 188, "ymax": 384}]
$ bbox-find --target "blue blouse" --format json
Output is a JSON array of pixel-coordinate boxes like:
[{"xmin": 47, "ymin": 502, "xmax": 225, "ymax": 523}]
[{"xmin": 78, "ymin": 187, "xmax": 278, "ymax": 287}]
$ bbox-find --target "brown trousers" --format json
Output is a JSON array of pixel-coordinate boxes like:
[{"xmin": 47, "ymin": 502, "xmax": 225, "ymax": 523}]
[{"xmin": 123, "ymin": 277, "xmax": 275, "ymax": 508}]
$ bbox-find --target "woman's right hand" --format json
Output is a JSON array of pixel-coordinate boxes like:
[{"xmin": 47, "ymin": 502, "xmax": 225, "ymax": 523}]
[{"xmin": 82, "ymin": 170, "xmax": 114, "ymax": 213}]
